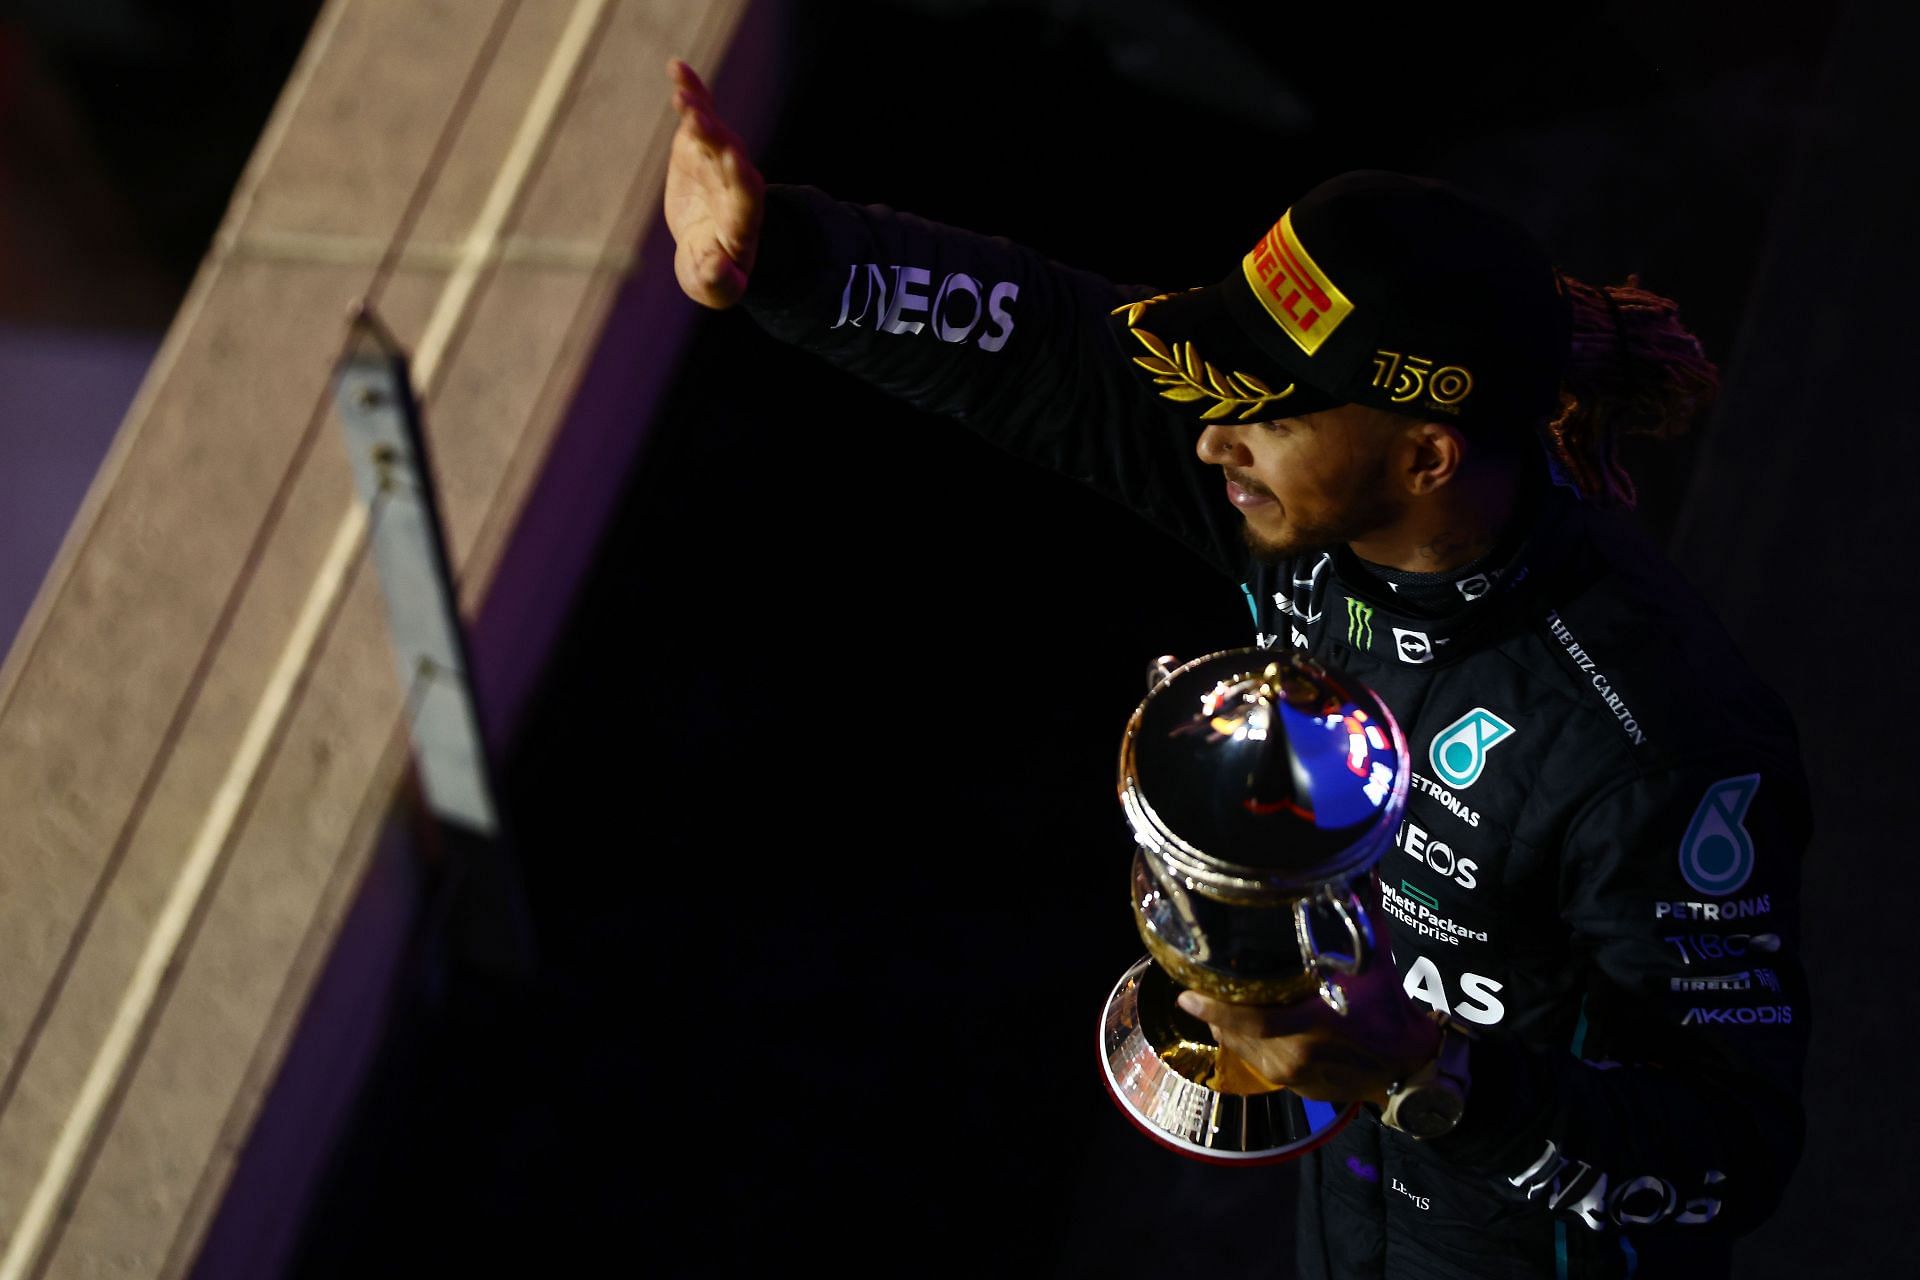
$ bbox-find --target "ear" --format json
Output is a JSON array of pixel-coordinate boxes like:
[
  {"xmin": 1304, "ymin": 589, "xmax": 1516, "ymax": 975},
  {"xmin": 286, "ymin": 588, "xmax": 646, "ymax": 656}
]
[{"xmin": 1396, "ymin": 420, "xmax": 1470, "ymax": 496}]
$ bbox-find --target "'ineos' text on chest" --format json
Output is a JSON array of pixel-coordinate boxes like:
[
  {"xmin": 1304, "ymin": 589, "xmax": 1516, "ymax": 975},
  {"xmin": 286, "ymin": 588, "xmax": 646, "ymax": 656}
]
[{"xmin": 1395, "ymin": 818, "xmax": 1477, "ymax": 890}]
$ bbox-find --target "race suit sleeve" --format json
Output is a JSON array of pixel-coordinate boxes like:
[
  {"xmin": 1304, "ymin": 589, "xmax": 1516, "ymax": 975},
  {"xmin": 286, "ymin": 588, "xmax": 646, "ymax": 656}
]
[
  {"xmin": 738, "ymin": 183, "xmax": 1246, "ymax": 576},
  {"xmin": 1426, "ymin": 752, "xmax": 1812, "ymax": 1242}
]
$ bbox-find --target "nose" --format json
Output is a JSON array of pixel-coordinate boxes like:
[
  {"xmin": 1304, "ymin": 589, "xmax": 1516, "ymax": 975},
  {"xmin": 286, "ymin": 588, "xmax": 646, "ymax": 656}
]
[{"xmin": 1195, "ymin": 422, "xmax": 1252, "ymax": 467}]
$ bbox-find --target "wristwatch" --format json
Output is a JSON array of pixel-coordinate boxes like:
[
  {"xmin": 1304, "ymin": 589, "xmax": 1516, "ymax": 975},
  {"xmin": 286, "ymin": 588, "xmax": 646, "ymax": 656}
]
[{"xmin": 1380, "ymin": 1016, "xmax": 1475, "ymax": 1140}]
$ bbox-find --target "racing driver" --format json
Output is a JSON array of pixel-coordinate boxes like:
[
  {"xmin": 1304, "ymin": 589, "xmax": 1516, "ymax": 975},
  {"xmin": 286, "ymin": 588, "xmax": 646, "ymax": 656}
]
[{"xmin": 663, "ymin": 57, "xmax": 1811, "ymax": 1280}]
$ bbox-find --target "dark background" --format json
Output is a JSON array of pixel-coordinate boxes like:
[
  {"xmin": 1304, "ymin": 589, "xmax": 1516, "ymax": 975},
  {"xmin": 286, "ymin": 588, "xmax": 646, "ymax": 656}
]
[{"xmin": 5, "ymin": 1, "xmax": 1911, "ymax": 1275}]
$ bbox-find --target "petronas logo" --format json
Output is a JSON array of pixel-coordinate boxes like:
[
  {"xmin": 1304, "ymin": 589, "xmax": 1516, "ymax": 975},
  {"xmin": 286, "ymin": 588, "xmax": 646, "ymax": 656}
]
[
  {"xmin": 1679, "ymin": 775, "xmax": 1761, "ymax": 896},
  {"xmin": 1346, "ymin": 598, "xmax": 1374, "ymax": 648},
  {"xmin": 1428, "ymin": 708, "xmax": 1515, "ymax": 790}
]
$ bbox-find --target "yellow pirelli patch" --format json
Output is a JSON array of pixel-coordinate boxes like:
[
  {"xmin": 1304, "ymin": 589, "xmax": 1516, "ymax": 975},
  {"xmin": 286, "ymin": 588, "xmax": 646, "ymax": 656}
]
[{"xmin": 1240, "ymin": 210, "xmax": 1352, "ymax": 357}]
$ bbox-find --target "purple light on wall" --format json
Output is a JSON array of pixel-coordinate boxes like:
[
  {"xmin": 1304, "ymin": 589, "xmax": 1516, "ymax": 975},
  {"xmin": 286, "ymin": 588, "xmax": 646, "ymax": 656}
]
[{"xmin": 0, "ymin": 324, "xmax": 157, "ymax": 660}]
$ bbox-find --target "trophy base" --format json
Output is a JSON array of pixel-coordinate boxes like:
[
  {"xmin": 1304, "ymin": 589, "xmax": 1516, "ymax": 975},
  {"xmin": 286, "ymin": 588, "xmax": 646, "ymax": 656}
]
[{"xmin": 1098, "ymin": 955, "xmax": 1357, "ymax": 1165}]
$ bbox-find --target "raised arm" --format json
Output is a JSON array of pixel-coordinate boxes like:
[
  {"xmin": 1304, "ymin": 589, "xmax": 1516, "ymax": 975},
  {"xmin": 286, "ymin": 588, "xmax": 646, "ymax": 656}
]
[{"xmin": 661, "ymin": 58, "xmax": 1245, "ymax": 576}]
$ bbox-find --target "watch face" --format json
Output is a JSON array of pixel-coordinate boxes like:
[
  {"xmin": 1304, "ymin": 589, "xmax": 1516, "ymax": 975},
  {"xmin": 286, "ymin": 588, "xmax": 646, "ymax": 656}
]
[{"xmin": 1399, "ymin": 1086, "xmax": 1465, "ymax": 1140}]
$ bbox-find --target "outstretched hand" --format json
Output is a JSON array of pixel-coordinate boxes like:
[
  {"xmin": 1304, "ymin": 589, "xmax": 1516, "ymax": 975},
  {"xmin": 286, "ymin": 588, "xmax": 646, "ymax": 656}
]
[
  {"xmin": 664, "ymin": 57, "xmax": 764, "ymax": 309},
  {"xmin": 1176, "ymin": 877, "xmax": 1444, "ymax": 1106}
]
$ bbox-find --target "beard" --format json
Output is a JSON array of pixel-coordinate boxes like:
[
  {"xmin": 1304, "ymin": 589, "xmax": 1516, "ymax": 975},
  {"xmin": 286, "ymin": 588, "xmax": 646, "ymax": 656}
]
[
  {"xmin": 1234, "ymin": 463, "xmax": 1400, "ymax": 566},
  {"xmin": 1240, "ymin": 518, "xmax": 1345, "ymax": 566}
]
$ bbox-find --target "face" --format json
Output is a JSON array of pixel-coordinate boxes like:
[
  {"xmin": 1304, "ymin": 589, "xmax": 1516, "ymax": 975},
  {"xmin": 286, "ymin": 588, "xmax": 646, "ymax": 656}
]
[{"xmin": 1194, "ymin": 404, "xmax": 1405, "ymax": 563}]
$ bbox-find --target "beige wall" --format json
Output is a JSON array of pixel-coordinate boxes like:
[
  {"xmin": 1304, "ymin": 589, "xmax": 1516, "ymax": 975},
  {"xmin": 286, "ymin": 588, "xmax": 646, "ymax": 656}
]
[{"xmin": 0, "ymin": 3, "xmax": 770, "ymax": 1274}]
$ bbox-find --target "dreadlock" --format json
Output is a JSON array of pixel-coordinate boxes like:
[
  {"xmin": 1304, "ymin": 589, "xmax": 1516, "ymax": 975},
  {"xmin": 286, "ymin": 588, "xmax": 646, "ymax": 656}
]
[{"xmin": 1539, "ymin": 273, "xmax": 1720, "ymax": 509}]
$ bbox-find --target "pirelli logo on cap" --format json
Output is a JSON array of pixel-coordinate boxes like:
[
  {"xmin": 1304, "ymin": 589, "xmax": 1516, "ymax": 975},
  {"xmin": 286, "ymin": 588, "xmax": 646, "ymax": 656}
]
[{"xmin": 1241, "ymin": 210, "xmax": 1353, "ymax": 357}]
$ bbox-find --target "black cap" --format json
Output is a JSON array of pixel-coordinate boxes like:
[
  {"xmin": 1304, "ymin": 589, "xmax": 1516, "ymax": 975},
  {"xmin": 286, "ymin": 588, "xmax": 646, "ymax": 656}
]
[{"xmin": 1112, "ymin": 170, "xmax": 1572, "ymax": 436}]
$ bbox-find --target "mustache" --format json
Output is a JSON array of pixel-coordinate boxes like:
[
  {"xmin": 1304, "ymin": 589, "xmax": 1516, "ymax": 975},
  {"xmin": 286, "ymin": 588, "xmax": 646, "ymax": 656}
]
[{"xmin": 1224, "ymin": 467, "xmax": 1274, "ymax": 500}]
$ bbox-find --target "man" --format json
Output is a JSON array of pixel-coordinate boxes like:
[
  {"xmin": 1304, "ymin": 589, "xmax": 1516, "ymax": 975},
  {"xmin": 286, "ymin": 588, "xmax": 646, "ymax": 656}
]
[{"xmin": 664, "ymin": 57, "xmax": 1810, "ymax": 1280}]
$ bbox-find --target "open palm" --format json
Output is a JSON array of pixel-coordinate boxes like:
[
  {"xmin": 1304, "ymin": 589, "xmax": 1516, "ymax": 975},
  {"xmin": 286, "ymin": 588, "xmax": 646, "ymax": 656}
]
[{"xmin": 664, "ymin": 58, "xmax": 764, "ymax": 310}]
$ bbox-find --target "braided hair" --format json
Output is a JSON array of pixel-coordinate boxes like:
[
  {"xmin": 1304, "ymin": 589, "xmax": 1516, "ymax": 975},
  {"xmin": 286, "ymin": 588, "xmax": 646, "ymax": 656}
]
[{"xmin": 1538, "ymin": 273, "xmax": 1720, "ymax": 509}]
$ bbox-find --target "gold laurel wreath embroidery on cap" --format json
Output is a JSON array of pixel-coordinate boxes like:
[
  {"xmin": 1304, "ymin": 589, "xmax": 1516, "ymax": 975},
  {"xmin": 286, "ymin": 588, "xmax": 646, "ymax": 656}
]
[{"xmin": 1112, "ymin": 294, "xmax": 1298, "ymax": 421}]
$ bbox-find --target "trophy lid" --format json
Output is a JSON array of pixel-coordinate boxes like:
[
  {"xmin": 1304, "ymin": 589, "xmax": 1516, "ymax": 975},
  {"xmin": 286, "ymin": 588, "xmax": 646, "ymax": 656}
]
[{"xmin": 1119, "ymin": 647, "xmax": 1408, "ymax": 897}]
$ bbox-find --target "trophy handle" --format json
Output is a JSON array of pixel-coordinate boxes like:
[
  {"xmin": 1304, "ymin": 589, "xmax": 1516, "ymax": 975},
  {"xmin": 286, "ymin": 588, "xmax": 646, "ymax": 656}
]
[{"xmin": 1293, "ymin": 886, "xmax": 1375, "ymax": 1016}]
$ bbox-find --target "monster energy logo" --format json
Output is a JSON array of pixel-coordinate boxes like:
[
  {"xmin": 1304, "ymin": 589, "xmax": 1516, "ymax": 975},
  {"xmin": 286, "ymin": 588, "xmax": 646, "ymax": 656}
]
[{"xmin": 1346, "ymin": 598, "xmax": 1374, "ymax": 648}]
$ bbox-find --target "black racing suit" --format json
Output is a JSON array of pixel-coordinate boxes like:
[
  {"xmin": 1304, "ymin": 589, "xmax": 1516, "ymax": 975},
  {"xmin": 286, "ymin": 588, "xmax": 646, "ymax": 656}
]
[{"xmin": 738, "ymin": 185, "xmax": 1812, "ymax": 1280}]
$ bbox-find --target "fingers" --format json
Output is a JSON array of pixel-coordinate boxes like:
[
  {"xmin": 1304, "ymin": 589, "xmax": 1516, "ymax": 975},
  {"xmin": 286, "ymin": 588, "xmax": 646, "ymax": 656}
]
[
  {"xmin": 1177, "ymin": 990, "xmax": 1329, "ymax": 1039},
  {"xmin": 674, "ymin": 102, "xmax": 723, "ymax": 151},
  {"xmin": 666, "ymin": 62, "xmax": 739, "ymax": 164},
  {"xmin": 666, "ymin": 56, "xmax": 715, "ymax": 114}
]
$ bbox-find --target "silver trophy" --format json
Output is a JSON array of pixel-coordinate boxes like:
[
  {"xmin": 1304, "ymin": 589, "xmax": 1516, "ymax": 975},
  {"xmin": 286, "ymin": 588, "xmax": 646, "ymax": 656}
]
[{"xmin": 1098, "ymin": 647, "xmax": 1409, "ymax": 1164}]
